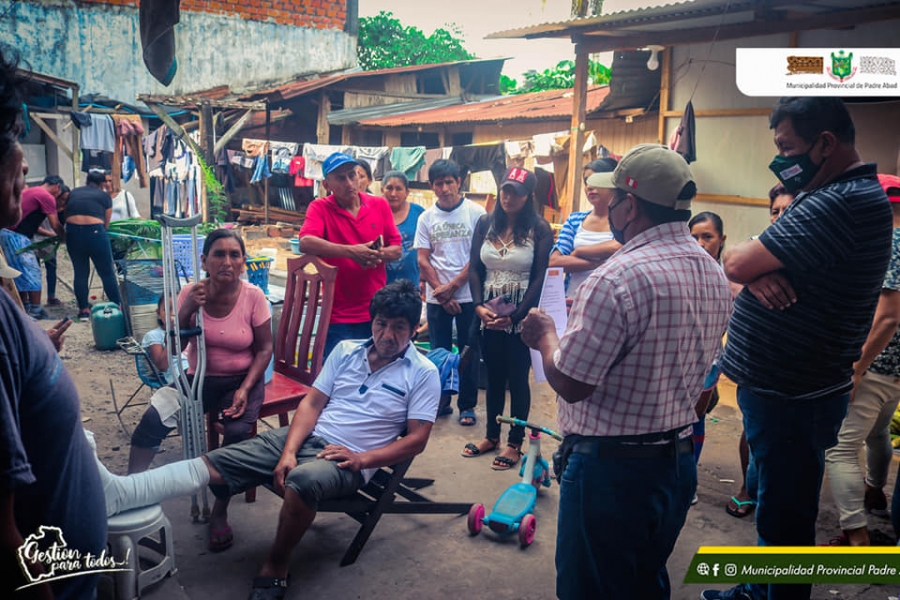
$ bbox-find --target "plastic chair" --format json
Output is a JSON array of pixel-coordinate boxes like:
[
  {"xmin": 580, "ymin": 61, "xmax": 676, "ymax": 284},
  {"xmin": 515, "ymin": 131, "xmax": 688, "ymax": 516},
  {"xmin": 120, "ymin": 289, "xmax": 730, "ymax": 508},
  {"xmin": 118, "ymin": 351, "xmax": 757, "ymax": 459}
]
[
  {"xmin": 106, "ymin": 504, "xmax": 176, "ymax": 599},
  {"xmin": 112, "ymin": 337, "xmax": 169, "ymax": 437},
  {"xmin": 207, "ymin": 255, "xmax": 336, "ymax": 500}
]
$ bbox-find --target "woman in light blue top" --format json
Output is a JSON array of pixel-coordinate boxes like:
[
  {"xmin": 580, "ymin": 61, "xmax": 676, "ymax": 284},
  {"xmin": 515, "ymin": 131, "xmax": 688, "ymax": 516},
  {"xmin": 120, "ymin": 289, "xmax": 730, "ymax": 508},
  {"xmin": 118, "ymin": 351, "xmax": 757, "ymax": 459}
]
[{"xmin": 549, "ymin": 157, "xmax": 621, "ymax": 296}]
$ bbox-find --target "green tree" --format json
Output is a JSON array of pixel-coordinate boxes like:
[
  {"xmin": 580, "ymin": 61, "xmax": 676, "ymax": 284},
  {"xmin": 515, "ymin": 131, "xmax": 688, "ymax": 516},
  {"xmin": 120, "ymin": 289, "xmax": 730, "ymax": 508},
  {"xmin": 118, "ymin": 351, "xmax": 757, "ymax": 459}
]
[
  {"xmin": 357, "ymin": 11, "xmax": 474, "ymax": 71},
  {"xmin": 503, "ymin": 59, "xmax": 611, "ymax": 94}
]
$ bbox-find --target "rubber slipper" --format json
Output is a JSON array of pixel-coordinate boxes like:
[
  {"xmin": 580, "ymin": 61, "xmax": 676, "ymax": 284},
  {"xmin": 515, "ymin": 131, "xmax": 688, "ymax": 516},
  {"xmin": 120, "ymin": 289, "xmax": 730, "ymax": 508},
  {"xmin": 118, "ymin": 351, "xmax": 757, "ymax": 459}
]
[
  {"xmin": 209, "ymin": 525, "xmax": 234, "ymax": 552},
  {"xmin": 460, "ymin": 439, "xmax": 498, "ymax": 458},
  {"xmin": 491, "ymin": 445, "xmax": 523, "ymax": 471},
  {"xmin": 247, "ymin": 576, "xmax": 289, "ymax": 600},
  {"xmin": 725, "ymin": 496, "xmax": 756, "ymax": 518},
  {"xmin": 437, "ymin": 405, "xmax": 453, "ymax": 417},
  {"xmin": 458, "ymin": 409, "xmax": 476, "ymax": 426}
]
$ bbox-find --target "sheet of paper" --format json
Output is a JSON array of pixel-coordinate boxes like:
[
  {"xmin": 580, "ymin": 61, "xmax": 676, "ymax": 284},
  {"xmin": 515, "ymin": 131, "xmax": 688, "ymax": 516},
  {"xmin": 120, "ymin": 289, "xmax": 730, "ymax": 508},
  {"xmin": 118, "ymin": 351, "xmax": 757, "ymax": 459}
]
[{"xmin": 531, "ymin": 267, "xmax": 568, "ymax": 383}]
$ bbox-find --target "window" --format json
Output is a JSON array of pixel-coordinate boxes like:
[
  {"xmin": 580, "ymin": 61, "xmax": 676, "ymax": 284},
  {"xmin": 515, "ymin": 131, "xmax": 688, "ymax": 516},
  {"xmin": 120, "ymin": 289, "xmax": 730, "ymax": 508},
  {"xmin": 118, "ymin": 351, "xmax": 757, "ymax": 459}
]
[{"xmin": 400, "ymin": 132, "xmax": 440, "ymax": 149}]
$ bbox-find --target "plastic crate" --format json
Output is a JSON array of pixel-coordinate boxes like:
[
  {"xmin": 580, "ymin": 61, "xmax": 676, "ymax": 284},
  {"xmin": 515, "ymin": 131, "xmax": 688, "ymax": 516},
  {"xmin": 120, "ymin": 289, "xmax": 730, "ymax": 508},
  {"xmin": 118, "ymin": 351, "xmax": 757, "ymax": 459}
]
[
  {"xmin": 172, "ymin": 234, "xmax": 205, "ymax": 277},
  {"xmin": 118, "ymin": 259, "xmax": 165, "ymax": 306},
  {"xmin": 246, "ymin": 257, "xmax": 274, "ymax": 295}
]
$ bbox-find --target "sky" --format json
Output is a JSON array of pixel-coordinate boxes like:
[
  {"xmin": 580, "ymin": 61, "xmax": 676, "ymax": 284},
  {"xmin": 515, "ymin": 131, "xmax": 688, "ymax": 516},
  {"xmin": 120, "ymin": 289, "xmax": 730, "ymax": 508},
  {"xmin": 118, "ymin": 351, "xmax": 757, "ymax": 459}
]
[{"xmin": 358, "ymin": 0, "xmax": 580, "ymax": 81}]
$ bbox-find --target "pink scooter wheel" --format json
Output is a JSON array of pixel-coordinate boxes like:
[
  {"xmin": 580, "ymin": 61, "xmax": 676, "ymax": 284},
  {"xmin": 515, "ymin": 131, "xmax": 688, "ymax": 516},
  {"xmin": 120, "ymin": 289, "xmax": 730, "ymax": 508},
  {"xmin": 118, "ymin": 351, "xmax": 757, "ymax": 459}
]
[
  {"xmin": 519, "ymin": 513, "xmax": 536, "ymax": 547},
  {"xmin": 468, "ymin": 503, "xmax": 485, "ymax": 535}
]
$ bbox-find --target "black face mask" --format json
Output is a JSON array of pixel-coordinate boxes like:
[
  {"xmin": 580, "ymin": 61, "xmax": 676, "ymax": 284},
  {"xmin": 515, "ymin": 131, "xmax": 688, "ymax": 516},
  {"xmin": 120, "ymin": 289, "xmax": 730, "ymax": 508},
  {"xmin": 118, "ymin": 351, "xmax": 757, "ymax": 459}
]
[
  {"xmin": 768, "ymin": 136, "xmax": 824, "ymax": 194},
  {"xmin": 608, "ymin": 196, "xmax": 633, "ymax": 245}
]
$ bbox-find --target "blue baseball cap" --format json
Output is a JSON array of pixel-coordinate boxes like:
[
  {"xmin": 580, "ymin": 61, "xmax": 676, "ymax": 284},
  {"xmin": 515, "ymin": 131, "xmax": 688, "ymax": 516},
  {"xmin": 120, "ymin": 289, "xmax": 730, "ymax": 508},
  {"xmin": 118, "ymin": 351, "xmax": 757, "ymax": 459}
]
[{"xmin": 322, "ymin": 152, "xmax": 359, "ymax": 178}]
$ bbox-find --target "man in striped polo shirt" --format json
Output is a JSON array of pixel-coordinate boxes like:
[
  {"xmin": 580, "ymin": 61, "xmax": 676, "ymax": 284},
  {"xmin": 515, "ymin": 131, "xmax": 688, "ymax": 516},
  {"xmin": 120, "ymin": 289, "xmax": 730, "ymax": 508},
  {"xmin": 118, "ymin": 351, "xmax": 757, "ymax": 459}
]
[{"xmin": 704, "ymin": 98, "xmax": 892, "ymax": 600}]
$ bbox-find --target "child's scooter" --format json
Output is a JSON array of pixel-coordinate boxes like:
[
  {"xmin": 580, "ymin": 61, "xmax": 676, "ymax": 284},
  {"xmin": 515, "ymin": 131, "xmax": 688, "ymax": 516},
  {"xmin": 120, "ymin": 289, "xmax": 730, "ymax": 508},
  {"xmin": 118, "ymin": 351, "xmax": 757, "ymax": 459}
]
[{"xmin": 467, "ymin": 416, "xmax": 563, "ymax": 547}]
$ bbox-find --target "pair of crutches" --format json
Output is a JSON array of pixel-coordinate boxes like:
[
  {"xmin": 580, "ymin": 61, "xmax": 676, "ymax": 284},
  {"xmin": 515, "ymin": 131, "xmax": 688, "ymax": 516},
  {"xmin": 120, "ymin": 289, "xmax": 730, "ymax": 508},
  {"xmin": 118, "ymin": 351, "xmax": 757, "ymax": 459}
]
[{"xmin": 158, "ymin": 212, "xmax": 209, "ymax": 521}]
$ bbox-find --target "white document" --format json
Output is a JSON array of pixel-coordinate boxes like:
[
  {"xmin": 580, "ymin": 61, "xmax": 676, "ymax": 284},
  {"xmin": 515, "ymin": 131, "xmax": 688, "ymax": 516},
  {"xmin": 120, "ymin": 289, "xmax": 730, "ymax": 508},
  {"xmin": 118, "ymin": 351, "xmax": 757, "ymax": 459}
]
[{"xmin": 531, "ymin": 267, "xmax": 568, "ymax": 383}]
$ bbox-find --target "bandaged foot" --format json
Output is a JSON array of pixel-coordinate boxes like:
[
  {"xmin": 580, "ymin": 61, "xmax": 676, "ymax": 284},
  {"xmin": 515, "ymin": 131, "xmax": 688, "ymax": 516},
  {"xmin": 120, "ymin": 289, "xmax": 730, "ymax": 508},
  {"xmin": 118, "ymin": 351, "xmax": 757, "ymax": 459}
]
[{"xmin": 86, "ymin": 430, "xmax": 210, "ymax": 517}]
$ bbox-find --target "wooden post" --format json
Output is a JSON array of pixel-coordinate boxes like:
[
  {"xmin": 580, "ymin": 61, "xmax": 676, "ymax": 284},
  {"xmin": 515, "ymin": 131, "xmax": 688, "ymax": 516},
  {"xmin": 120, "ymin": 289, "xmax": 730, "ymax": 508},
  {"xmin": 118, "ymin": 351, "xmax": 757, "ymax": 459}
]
[
  {"xmin": 658, "ymin": 48, "xmax": 671, "ymax": 144},
  {"xmin": 264, "ymin": 103, "xmax": 270, "ymax": 226},
  {"xmin": 200, "ymin": 101, "xmax": 214, "ymax": 222},
  {"xmin": 71, "ymin": 87, "xmax": 80, "ymax": 184},
  {"xmin": 317, "ymin": 90, "xmax": 331, "ymax": 144},
  {"xmin": 566, "ymin": 43, "xmax": 589, "ymax": 217}
]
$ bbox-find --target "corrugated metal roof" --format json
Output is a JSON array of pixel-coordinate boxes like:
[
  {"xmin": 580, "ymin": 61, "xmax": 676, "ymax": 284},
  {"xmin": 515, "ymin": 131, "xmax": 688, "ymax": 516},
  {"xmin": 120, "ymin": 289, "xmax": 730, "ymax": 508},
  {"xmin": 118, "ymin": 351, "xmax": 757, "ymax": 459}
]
[
  {"xmin": 328, "ymin": 97, "xmax": 467, "ymax": 126},
  {"xmin": 486, "ymin": 0, "xmax": 900, "ymax": 40},
  {"xmin": 357, "ymin": 86, "xmax": 611, "ymax": 127},
  {"xmin": 238, "ymin": 58, "xmax": 510, "ymax": 103}
]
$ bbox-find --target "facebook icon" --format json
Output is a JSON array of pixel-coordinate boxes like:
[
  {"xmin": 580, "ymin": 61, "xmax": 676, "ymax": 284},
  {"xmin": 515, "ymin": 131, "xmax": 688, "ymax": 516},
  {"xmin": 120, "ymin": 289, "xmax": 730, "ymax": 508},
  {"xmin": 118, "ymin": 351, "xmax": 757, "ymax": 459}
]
[{"xmin": 712, "ymin": 564, "xmax": 720, "ymax": 577}]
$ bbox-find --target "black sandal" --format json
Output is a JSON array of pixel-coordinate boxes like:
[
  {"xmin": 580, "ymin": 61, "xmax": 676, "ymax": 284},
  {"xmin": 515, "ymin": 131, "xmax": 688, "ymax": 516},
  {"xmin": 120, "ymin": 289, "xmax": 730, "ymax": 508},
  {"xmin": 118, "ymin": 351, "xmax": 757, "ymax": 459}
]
[
  {"xmin": 460, "ymin": 438, "xmax": 499, "ymax": 458},
  {"xmin": 248, "ymin": 576, "xmax": 290, "ymax": 600},
  {"xmin": 491, "ymin": 444, "xmax": 523, "ymax": 471}
]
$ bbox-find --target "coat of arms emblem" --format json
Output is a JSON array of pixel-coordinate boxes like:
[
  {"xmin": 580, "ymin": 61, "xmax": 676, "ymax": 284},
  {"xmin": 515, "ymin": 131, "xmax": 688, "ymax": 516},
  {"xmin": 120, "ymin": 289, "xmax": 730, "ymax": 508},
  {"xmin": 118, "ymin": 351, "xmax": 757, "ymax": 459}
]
[{"xmin": 828, "ymin": 50, "xmax": 856, "ymax": 82}]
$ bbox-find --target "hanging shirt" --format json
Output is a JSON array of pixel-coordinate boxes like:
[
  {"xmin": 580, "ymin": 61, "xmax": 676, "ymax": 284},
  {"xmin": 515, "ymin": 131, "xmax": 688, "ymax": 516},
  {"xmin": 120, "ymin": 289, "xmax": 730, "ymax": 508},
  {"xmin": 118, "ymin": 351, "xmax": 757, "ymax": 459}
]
[
  {"xmin": 289, "ymin": 157, "xmax": 314, "ymax": 187},
  {"xmin": 302, "ymin": 144, "xmax": 352, "ymax": 180},
  {"xmin": 449, "ymin": 143, "xmax": 507, "ymax": 188},
  {"xmin": 79, "ymin": 114, "xmax": 116, "ymax": 152},
  {"xmin": 389, "ymin": 147, "xmax": 426, "ymax": 180}
]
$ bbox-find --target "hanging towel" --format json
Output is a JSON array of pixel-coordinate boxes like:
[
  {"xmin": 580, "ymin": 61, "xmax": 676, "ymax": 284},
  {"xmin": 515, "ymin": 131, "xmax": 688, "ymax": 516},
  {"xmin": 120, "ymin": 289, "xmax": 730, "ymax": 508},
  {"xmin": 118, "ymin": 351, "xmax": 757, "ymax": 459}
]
[
  {"xmin": 449, "ymin": 143, "xmax": 507, "ymax": 188},
  {"xmin": 352, "ymin": 146, "xmax": 391, "ymax": 179},
  {"xmin": 241, "ymin": 138, "xmax": 269, "ymax": 158},
  {"xmin": 389, "ymin": 147, "xmax": 426, "ymax": 180},
  {"xmin": 80, "ymin": 114, "xmax": 116, "ymax": 152},
  {"xmin": 140, "ymin": 0, "xmax": 180, "ymax": 85},
  {"xmin": 670, "ymin": 100, "xmax": 696, "ymax": 164}
]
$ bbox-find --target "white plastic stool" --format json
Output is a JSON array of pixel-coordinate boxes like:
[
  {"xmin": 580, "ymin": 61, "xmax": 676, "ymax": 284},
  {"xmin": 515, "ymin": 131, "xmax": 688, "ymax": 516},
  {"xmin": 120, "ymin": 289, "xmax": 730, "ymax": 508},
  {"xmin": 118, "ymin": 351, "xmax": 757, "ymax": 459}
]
[{"xmin": 107, "ymin": 504, "xmax": 176, "ymax": 600}]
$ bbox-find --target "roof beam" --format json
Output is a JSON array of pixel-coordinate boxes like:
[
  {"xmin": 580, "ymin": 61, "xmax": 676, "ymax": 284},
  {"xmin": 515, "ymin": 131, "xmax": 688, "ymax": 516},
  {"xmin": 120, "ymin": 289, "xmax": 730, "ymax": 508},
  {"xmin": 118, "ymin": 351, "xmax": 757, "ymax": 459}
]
[{"xmin": 578, "ymin": 4, "xmax": 900, "ymax": 53}]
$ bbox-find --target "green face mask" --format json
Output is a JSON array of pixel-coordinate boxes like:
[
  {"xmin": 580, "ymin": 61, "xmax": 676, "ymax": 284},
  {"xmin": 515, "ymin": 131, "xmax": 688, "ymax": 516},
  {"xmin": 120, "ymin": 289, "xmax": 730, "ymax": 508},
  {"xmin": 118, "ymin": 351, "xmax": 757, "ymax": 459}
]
[{"xmin": 768, "ymin": 137, "xmax": 822, "ymax": 194}]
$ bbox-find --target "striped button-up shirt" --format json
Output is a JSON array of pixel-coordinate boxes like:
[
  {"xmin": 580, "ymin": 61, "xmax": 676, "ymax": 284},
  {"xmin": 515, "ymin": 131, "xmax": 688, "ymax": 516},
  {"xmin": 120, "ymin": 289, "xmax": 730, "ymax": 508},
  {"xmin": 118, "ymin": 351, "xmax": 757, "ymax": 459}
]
[{"xmin": 555, "ymin": 222, "xmax": 732, "ymax": 437}]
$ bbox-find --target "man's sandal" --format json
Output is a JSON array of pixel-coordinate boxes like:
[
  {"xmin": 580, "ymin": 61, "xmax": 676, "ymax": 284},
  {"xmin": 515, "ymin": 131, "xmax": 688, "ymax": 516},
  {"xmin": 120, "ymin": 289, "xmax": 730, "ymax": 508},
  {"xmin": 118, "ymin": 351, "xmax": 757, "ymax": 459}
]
[
  {"xmin": 491, "ymin": 444, "xmax": 523, "ymax": 471},
  {"xmin": 247, "ymin": 576, "xmax": 289, "ymax": 600},
  {"xmin": 461, "ymin": 438, "xmax": 499, "ymax": 457},
  {"xmin": 208, "ymin": 525, "xmax": 233, "ymax": 552}
]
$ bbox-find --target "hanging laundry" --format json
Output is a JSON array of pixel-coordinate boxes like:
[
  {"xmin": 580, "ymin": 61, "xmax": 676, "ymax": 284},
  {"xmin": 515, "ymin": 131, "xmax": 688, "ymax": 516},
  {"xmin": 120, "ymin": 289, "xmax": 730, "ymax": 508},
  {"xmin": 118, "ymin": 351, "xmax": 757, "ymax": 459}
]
[
  {"xmin": 81, "ymin": 149, "xmax": 112, "ymax": 173},
  {"xmin": 79, "ymin": 114, "xmax": 116, "ymax": 153},
  {"xmin": 352, "ymin": 146, "xmax": 391, "ymax": 179},
  {"xmin": 270, "ymin": 142, "xmax": 299, "ymax": 174},
  {"xmin": 111, "ymin": 114, "xmax": 149, "ymax": 192},
  {"xmin": 69, "ymin": 111, "xmax": 92, "ymax": 129},
  {"xmin": 669, "ymin": 100, "xmax": 697, "ymax": 164},
  {"xmin": 241, "ymin": 138, "xmax": 269, "ymax": 158},
  {"xmin": 390, "ymin": 146, "xmax": 426, "ymax": 180},
  {"xmin": 250, "ymin": 154, "xmax": 271, "ymax": 183},
  {"xmin": 302, "ymin": 144, "xmax": 352, "ymax": 180},
  {"xmin": 140, "ymin": 0, "xmax": 180, "ymax": 85},
  {"xmin": 416, "ymin": 148, "xmax": 444, "ymax": 183},
  {"xmin": 449, "ymin": 142, "xmax": 507, "ymax": 188},
  {"xmin": 288, "ymin": 156, "xmax": 314, "ymax": 187},
  {"xmin": 534, "ymin": 167, "xmax": 558, "ymax": 212}
]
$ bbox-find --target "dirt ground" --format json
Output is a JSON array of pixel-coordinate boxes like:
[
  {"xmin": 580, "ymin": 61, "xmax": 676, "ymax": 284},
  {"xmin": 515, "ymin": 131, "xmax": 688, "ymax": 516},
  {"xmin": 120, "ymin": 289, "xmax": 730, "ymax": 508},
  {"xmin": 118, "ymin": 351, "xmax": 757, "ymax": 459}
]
[{"xmin": 35, "ymin": 257, "xmax": 900, "ymax": 600}]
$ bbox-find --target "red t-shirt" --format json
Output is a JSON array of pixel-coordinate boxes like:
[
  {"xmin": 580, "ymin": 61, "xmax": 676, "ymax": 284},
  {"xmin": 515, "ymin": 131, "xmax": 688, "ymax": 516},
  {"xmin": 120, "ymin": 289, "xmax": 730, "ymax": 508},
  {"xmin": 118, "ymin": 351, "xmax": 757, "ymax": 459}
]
[
  {"xmin": 14, "ymin": 187, "xmax": 57, "ymax": 238},
  {"xmin": 299, "ymin": 192, "xmax": 402, "ymax": 324}
]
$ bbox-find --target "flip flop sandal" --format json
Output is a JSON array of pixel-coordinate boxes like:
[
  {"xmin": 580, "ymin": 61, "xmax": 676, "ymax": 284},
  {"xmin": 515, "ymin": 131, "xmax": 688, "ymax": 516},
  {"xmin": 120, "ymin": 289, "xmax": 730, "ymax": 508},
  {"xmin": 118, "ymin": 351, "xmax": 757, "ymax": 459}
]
[
  {"xmin": 458, "ymin": 409, "xmax": 476, "ymax": 426},
  {"xmin": 491, "ymin": 445, "xmax": 523, "ymax": 471},
  {"xmin": 725, "ymin": 496, "xmax": 756, "ymax": 518},
  {"xmin": 437, "ymin": 405, "xmax": 453, "ymax": 417},
  {"xmin": 208, "ymin": 525, "xmax": 234, "ymax": 552},
  {"xmin": 460, "ymin": 439, "xmax": 498, "ymax": 458},
  {"xmin": 248, "ymin": 576, "xmax": 290, "ymax": 600}
]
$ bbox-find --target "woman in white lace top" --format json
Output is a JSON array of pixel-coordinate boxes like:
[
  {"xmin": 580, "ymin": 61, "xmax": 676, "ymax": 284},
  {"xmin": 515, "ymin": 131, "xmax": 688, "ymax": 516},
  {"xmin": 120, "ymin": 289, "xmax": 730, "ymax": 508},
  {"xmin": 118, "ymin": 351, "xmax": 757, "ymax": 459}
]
[{"xmin": 460, "ymin": 167, "xmax": 552, "ymax": 470}]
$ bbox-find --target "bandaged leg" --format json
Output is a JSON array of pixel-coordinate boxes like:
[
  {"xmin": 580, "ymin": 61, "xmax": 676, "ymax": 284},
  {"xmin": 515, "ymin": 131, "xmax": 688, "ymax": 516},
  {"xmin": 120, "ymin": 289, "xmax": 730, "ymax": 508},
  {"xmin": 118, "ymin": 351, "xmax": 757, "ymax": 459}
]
[{"xmin": 86, "ymin": 430, "xmax": 210, "ymax": 517}]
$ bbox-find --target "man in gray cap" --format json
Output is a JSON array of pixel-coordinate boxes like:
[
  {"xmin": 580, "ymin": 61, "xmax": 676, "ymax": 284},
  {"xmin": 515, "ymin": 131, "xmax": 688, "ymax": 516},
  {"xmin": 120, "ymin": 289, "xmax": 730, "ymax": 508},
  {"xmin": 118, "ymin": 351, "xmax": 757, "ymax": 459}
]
[{"xmin": 521, "ymin": 143, "xmax": 733, "ymax": 599}]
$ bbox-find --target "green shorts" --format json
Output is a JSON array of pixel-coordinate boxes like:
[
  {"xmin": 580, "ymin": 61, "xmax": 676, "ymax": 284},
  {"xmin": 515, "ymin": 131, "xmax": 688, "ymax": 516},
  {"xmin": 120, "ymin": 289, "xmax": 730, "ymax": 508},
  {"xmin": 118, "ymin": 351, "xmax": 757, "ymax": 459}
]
[{"xmin": 205, "ymin": 427, "xmax": 363, "ymax": 510}]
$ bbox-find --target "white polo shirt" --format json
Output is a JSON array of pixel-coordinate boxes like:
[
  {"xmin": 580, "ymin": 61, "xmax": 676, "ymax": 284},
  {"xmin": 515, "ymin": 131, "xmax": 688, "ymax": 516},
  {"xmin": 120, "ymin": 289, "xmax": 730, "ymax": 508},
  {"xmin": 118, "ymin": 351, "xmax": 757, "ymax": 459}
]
[{"xmin": 312, "ymin": 338, "xmax": 440, "ymax": 482}]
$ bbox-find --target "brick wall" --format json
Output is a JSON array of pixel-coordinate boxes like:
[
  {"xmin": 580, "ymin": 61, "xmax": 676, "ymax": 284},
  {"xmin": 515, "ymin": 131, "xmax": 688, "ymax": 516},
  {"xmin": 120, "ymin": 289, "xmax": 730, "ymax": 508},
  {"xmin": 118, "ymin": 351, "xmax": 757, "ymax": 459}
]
[{"xmin": 77, "ymin": 0, "xmax": 346, "ymax": 29}]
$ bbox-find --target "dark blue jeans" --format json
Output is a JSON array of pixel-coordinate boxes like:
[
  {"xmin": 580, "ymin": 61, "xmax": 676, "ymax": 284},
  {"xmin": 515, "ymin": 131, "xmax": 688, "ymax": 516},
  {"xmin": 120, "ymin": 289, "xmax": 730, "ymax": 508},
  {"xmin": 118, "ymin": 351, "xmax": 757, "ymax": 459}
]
[
  {"xmin": 556, "ymin": 442, "xmax": 696, "ymax": 599},
  {"xmin": 739, "ymin": 387, "xmax": 848, "ymax": 600},
  {"xmin": 65, "ymin": 223, "xmax": 121, "ymax": 310},
  {"xmin": 323, "ymin": 321, "xmax": 372, "ymax": 360},
  {"xmin": 426, "ymin": 302, "xmax": 478, "ymax": 411},
  {"xmin": 45, "ymin": 256, "xmax": 57, "ymax": 298}
]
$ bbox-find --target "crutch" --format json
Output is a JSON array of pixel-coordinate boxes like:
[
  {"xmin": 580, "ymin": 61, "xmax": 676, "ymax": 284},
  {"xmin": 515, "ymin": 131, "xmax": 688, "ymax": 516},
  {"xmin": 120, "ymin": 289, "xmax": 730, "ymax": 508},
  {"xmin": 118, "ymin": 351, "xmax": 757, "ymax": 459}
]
[{"xmin": 158, "ymin": 210, "xmax": 210, "ymax": 522}]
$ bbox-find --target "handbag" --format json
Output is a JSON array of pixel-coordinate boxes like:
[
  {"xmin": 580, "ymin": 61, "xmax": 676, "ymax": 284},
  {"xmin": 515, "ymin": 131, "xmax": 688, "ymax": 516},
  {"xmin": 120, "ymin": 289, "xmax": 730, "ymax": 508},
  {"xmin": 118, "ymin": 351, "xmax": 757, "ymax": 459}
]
[{"xmin": 483, "ymin": 295, "xmax": 517, "ymax": 317}]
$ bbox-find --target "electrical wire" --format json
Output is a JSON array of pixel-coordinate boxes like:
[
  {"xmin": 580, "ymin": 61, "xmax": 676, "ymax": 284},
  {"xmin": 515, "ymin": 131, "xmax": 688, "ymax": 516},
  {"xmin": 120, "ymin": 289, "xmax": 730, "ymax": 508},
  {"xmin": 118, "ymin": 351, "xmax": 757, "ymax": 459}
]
[{"xmin": 688, "ymin": 0, "xmax": 734, "ymax": 103}]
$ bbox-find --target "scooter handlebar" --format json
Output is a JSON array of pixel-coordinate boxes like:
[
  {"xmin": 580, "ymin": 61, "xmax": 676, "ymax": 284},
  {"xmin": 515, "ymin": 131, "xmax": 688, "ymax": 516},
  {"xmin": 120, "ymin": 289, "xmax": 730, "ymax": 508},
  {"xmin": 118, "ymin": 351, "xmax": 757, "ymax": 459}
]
[{"xmin": 496, "ymin": 415, "xmax": 563, "ymax": 441}]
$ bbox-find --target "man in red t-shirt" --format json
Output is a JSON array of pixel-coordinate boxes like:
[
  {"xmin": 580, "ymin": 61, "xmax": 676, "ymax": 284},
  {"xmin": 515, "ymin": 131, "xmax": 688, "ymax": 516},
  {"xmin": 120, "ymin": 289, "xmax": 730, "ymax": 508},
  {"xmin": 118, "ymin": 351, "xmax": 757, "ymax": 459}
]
[
  {"xmin": 299, "ymin": 152, "xmax": 401, "ymax": 357},
  {"xmin": 1, "ymin": 175, "xmax": 64, "ymax": 319}
]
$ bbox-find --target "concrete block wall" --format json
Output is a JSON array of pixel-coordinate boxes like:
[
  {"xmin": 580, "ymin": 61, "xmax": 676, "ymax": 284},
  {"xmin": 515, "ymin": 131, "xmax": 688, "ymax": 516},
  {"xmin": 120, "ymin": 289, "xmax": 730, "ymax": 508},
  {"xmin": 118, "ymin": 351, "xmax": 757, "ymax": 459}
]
[{"xmin": 2, "ymin": 1, "xmax": 356, "ymax": 102}]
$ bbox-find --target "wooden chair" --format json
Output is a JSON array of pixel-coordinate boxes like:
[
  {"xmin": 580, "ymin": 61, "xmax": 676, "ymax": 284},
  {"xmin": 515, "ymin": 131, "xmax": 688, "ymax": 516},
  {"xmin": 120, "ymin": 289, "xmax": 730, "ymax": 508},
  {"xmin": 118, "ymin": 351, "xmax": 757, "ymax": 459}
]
[
  {"xmin": 265, "ymin": 450, "xmax": 473, "ymax": 567},
  {"xmin": 207, "ymin": 255, "xmax": 337, "ymax": 501}
]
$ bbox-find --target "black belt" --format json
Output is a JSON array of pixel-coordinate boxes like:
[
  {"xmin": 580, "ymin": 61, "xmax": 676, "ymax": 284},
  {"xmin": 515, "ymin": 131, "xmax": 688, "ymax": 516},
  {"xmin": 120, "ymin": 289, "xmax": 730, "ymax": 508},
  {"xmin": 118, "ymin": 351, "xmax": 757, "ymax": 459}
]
[{"xmin": 571, "ymin": 436, "xmax": 693, "ymax": 459}]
